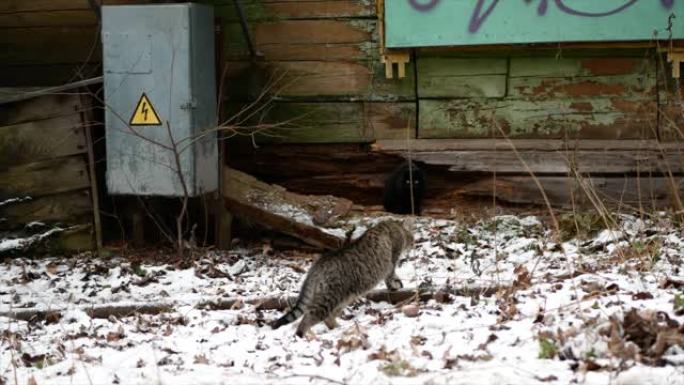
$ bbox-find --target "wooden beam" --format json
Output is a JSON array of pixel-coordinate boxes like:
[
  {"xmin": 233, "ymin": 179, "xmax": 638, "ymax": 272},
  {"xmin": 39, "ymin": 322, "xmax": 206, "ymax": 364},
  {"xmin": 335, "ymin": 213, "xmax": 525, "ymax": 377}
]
[
  {"xmin": 462, "ymin": 176, "xmax": 684, "ymax": 209},
  {"xmin": 373, "ymin": 139, "xmax": 684, "ymax": 152},
  {"xmin": 405, "ymin": 150, "xmax": 684, "ymax": 174}
]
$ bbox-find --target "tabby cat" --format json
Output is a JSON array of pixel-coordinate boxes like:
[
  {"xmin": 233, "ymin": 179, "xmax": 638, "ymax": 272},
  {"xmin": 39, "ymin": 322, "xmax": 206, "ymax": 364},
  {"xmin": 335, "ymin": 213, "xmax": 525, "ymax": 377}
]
[{"xmin": 271, "ymin": 219, "xmax": 414, "ymax": 337}]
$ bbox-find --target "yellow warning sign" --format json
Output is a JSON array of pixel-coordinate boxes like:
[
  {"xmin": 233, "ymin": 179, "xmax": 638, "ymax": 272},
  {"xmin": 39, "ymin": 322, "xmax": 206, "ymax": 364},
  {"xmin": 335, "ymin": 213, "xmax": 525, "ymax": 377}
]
[{"xmin": 129, "ymin": 93, "xmax": 162, "ymax": 126}]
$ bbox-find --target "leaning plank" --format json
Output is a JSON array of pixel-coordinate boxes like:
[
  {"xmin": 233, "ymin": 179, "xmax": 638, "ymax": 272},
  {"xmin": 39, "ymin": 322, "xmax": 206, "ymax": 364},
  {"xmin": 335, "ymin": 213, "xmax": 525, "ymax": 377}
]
[{"xmin": 222, "ymin": 167, "xmax": 351, "ymax": 249}]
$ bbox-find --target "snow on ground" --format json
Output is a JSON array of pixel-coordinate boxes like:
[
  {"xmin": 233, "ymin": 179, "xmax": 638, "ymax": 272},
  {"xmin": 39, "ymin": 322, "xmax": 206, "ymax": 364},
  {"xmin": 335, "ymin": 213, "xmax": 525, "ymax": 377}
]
[{"xmin": 1, "ymin": 214, "xmax": 684, "ymax": 385}]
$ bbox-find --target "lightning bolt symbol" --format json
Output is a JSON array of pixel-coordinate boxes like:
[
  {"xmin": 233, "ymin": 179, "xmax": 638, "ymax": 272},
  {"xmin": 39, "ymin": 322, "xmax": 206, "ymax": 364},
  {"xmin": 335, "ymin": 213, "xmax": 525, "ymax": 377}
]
[{"xmin": 141, "ymin": 102, "xmax": 149, "ymax": 121}]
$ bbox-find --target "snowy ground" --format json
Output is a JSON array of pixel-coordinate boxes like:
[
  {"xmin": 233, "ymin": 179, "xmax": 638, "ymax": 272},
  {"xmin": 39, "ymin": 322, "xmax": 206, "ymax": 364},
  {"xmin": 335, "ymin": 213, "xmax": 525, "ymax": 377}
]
[{"xmin": 1, "ymin": 214, "xmax": 684, "ymax": 385}]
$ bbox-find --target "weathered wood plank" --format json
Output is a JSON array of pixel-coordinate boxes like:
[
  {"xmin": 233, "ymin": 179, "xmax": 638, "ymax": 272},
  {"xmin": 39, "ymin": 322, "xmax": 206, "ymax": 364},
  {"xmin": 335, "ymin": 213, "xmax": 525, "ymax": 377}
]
[
  {"xmin": 0, "ymin": 0, "xmax": 142, "ymax": 13},
  {"xmin": 0, "ymin": 155, "xmax": 90, "ymax": 200},
  {"xmin": 0, "ymin": 190, "xmax": 92, "ymax": 230},
  {"xmin": 215, "ymin": 0, "xmax": 374, "ymax": 21},
  {"xmin": 420, "ymin": 74, "xmax": 506, "ymax": 98},
  {"xmin": 0, "ymin": 64, "xmax": 100, "ymax": 87},
  {"xmin": 373, "ymin": 139, "xmax": 682, "ymax": 152},
  {"xmin": 407, "ymin": 150, "xmax": 684, "ymax": 174},
  {"xmin": 227, "ymin": 101, "xmax": 415, "ymax": 143},
  {"xmin": 462, "ymin": 176, "xmax": 684, "ymax": 209},
  {"xmin": 0, "ymin": 10, "xmax": 97, "ymax": 27},
  {"xmin": 419, "ymin": 58, "xmax": 508, "ymax": 76},
  {"xmin": 224, "ymin": 19, "xmax": 375, "ymax": 61},
  {"xmin": 0, "ymin": 27, "xmax": 101, "ymax": 66},
  {"xmin": 509, "ymin": 57, "xmax": 656, "ymax": 77},
  {"xmin": 0, "ymin": 93, "xmax": 86, "ymax": 126},
  {"xmin": 509, "ymin": 74, "xmax": 656, "ymax": 99},
  {"xmin": 221, "ymin": 60, "xmax": 415, "ymax": 101},
  {"xmin": 0, "ymin": 114, "xmax": 87, "ymax": 167},
  {"xmin": 418, "ymin": 58, "xmax": 507, "ymax": 97},
  {"xmin": 419, "ymin": 99, "xmax": 657, "ymax": 139}
]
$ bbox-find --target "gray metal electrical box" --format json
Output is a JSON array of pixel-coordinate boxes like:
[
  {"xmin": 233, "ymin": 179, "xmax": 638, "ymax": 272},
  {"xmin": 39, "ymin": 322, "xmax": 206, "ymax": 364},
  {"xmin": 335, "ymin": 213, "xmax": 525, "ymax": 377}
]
[{"xmin": 102, "ymin": 3, "xmax": 217, "ymax": 197}]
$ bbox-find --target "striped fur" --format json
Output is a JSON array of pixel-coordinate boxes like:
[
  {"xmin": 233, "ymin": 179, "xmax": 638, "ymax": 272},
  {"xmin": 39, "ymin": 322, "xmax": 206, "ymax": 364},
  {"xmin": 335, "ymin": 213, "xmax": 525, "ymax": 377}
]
[{"xmin": 270, "ymin": 219, "xmax": 414, "ymax": 337}]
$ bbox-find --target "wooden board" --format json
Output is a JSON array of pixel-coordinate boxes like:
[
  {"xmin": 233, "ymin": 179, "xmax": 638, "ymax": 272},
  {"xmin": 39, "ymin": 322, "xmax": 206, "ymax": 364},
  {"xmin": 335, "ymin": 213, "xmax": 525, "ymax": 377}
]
[
  {"xmin": 462, "ymin": 176, "xmax": 684, "ymax": 209},
  {"xmin": 0, "ymin": 93, "xmax": 87, "ymax": 125},
  {"xmin": 0, "ymin": 27, "xmax": 101, "ymax": 66},
  {"xmin": 0, "ymin": 114, "xmax": 87, "ymax": 167},
  {"xmin": 221, "ymin": 60, "xmax": 415, "ymax": 101},
  {"xmin": 417, "ymin": 58, "xmax": 507, "ymax": 98},
  {"xmin": 373, "ymin": 139, "xmax": 684, "ymax": 152},
  {"xmin": 0, "ymin": 190, "xmax": 92, "ymax": 231},
  {"xmin": 407, "ymin": 150, "xmax": 684, "ymax": 174},
  {"xmin": 419, "ymin": 98, "xmax": 657, "ymax": 139},
  {"xmin": 0, "ymin": 155, "xmax": 90, "ymax": 200},
  {"xmin": 0, "ymin": 64, "xmax": 100, "ymax": 87},
  {"xmin": 226, "ymin": 101, "xmax": 415, "ymax": 143},
  {"xmin": 0, "ymin": 10, "xmax": 97, "ymax": 27},
  {"xmin": 509, "ymin": 57, "xmax": 656, "ymax": 77},
  {"xmin": 215, "ymin": 0, "xmax": 374, "ymax": 22},
  {"xmin": 224, "ymin": 19, "xmax": 375, "ymax": 61}
]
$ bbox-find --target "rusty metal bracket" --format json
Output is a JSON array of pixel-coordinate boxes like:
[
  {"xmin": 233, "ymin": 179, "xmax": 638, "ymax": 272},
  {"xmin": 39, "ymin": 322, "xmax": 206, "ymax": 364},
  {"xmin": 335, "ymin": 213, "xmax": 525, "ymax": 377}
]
[{"xmin": 377, "ymin": 0, "xmax": 410, "ymax": 79}]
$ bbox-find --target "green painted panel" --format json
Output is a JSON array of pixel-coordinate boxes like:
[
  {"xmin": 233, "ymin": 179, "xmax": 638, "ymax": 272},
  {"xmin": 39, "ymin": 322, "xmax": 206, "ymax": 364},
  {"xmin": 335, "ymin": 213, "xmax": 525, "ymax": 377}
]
[
  {"xmin": 419, "ymin": 74, "xmax": 507, "ymax": 98},
  {"xmin": 386, "ymin": 0, "xmax": 684, "ymax": 48},
  {"xmin": 419, "ymin": 98, "xmax": 656, "ymax": 139},
  {"xmin": 418, "ymin": 58, "xmax": 507, "ymax": 98}
]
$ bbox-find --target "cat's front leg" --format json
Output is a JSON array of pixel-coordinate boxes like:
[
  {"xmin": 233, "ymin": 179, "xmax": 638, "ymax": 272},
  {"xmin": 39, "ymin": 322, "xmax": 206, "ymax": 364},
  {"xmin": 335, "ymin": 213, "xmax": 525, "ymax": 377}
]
[{"xmin": 385, "ymin": 270, "xmax": 403, "ymax": 291}]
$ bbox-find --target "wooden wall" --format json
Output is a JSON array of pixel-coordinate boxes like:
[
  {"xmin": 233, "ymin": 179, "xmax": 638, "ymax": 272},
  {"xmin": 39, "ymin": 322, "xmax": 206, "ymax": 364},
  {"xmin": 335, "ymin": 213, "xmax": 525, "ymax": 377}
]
[
  {"xmin": 3, "ymin": 0, "xmax": 684, "ymax": 213},
  {"xmin": 0, "ymin": 93, "xmax": 96, "ymax": 255}
]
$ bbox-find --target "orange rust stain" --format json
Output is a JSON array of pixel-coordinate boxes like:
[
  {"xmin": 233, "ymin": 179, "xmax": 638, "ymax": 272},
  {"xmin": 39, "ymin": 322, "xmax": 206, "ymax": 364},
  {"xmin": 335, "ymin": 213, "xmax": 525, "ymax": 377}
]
[
  {"xmin": 581, "ymin": 58, "xmax": 639, "ymax": 76},
  {"xmin": 558, "ymin": 81, "xmax": 626, "ymax": 97},
  {"xmin": 569, "ymin": 102, "xmax": 593, "ymax": 111}
]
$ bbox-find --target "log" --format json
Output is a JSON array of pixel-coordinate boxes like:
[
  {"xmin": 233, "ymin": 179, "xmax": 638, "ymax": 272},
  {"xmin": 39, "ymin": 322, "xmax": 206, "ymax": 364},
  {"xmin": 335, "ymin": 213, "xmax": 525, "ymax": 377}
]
[
  {"xmin": 222, "ymin": 167, "xmax": 351, "ymax": 250},
  {"xmin": 0, "ymin": 285, "xmax": 502, "ymax": 321}
]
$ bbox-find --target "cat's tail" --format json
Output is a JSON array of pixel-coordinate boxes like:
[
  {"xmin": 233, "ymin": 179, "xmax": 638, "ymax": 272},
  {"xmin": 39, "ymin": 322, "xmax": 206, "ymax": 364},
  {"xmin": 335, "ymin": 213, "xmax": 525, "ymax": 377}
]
[
  {"xmin": 270, "ymin": 279, "xmax": 313, "ymax": 330},
  {"xmin": 270, "ymin": 301, "xmax": 305, "ymax": 330}
]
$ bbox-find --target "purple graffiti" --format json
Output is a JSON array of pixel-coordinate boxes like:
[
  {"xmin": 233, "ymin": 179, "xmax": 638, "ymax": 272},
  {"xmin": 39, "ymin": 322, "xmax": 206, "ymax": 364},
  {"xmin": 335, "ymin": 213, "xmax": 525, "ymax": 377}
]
[
  {"xmin": 408, "ymin": 0, "xmax": 440, "ymax": 12},
  {"xmin": 555, "ymin": 0, "xmax": 638, "ymax": 17},
  {"xmin": 452, "ymin": 0, "xmax": 677, "ymax": 33},
  {"xmin": 468, "ymin": 0, "xmax": 500, "ymax": 33}
]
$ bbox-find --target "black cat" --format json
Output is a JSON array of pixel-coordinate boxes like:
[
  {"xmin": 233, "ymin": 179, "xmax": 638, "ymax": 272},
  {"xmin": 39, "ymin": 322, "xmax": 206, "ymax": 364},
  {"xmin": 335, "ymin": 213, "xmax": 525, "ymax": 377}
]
[{"xmin": 383, "ymin": 161, "xmax": 425, "ymax": 215}]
